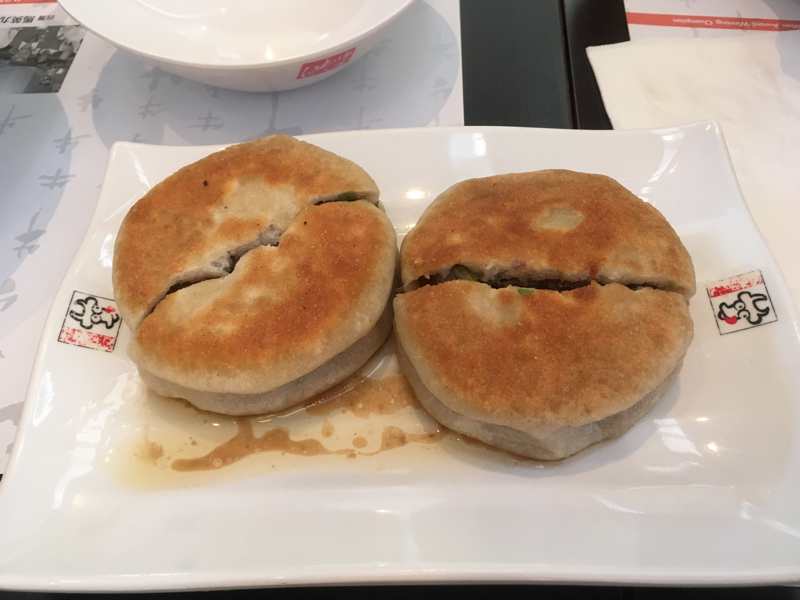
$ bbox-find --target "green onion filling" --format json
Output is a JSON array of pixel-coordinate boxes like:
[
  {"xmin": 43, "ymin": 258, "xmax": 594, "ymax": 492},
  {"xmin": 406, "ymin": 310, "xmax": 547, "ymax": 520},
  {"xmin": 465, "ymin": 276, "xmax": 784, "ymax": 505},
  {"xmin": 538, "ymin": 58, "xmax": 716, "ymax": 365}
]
[
  {"xmin": 336, "ymin": 191, "xmax": 359, "ymax": 202},
  {"xmin": 452, "ymin": 265, "xmax": 480, "ymax": 282}
]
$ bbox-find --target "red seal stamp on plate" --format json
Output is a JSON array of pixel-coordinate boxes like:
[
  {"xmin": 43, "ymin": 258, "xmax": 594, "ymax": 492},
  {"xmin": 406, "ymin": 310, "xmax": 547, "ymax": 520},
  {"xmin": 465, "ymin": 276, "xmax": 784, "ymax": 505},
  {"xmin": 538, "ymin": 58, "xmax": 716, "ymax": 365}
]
[
  {"xmin": 58, "ymin": 291, "xmax": 122, "ymax": 352},
  {"xmin": 706, "ymin": 270, "xmax": 777, "ymax": 335},
  {"xmin": 297, "ymin": 47, "xmax": 356, "ymax": 79}
]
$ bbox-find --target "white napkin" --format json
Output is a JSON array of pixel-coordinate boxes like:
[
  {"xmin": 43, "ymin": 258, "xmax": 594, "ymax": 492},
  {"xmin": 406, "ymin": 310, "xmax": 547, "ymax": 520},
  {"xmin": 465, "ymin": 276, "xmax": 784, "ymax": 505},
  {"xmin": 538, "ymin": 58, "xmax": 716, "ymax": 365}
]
[{"xmin": 587, "ymin": 32, "xmax": 800, "ymax": 305}]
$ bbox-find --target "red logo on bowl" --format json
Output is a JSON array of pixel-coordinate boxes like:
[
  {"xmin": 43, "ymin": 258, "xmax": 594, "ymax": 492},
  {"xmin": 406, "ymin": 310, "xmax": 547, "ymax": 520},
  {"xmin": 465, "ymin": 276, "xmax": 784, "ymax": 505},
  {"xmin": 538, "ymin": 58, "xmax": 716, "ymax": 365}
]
[
  {"xmin": 297, "ymin": 47, "xmax": 356, "ymax": 79},
  {"xmin": 58, "ymin": 291, "xmax": 122, "ymax": 352}
]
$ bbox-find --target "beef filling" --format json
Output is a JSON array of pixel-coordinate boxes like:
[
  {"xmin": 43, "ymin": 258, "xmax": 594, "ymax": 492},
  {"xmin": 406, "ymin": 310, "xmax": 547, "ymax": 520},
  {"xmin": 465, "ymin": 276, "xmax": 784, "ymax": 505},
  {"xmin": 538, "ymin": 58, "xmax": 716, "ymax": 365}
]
[{"xmin": 406, "ymin": 264, "xmax": 676, "ymax": 295}]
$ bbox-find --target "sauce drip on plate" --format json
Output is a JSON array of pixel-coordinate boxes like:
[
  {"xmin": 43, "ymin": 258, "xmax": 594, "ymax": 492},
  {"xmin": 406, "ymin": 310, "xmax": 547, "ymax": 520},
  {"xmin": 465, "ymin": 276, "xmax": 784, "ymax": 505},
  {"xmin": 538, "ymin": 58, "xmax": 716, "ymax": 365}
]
[{"xmin": 168, "ymin": 374, "xmax": 443, "ymax": 472}]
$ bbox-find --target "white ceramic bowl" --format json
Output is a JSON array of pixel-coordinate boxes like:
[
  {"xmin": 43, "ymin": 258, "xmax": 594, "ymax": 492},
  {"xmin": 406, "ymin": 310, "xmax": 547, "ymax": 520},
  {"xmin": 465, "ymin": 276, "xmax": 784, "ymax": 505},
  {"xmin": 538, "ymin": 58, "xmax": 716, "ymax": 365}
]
[{"xmin": 58, "ymin": 0, "xmax": 416, "ymax": 92}]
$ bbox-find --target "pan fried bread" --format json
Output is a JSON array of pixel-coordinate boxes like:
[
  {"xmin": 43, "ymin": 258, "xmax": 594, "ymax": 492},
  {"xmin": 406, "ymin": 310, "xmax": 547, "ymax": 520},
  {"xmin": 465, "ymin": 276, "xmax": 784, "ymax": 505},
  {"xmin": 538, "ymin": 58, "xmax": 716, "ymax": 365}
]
[
  {"xmin": 397, "ymin": 339, "xmax": 683, "ymax": 461},
  {"xmin": 400, "ymin": 170, "xmax": 695, "ymax": 299},
  {"xmin": 394, "ymin": 170, "xmax": 695, "ymax": 460},
  {"xmin": 394, "ymin": 282, "xmax": 692, "ymax": 446},
  {"xmin": 113, "ymin": 134, "xmax": 379, "ymax": 330},
  {"xmin": 137, "ymin": 297, "xmax": 394, "ymax": 416},
  {"xmin": 129, "ymin": 201, "xmax": 396, "ymax": 396},
  {"xmin": 113, "ymin": 135, "xmax": 396, "ymax": 415}
]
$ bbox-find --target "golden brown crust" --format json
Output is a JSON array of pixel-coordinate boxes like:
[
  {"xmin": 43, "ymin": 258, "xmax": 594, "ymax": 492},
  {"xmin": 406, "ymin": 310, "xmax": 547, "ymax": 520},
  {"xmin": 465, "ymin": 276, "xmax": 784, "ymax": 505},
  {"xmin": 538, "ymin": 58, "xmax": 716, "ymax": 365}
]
[
  {"xmin": 400, "ymin": 170, "xmax": 696, "ymax": 299},
  {"xmin": 397, "ymin": 332, "xmax": 683, "ymax": 460},
  {"xmin": 129, "ymin": 201, "xmax": 397, "ymax": 394},
  {"xmin": 113, "ymin": 134, "xmax": 379, "ymax": 329},
  {"xmin": 393, "ymin": 280, "xmax": 693, "ymax": 429},
  {"xmin": 137, "ymin": 299, "xmax": 394, "ymax": 416}
]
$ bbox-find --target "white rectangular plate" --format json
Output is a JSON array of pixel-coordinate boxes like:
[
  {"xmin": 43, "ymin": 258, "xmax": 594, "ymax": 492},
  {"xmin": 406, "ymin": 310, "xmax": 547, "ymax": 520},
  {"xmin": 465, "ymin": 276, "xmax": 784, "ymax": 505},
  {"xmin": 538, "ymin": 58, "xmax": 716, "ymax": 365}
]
[{"xmin": 2, "ymin": 123, "xmax": 800, "ymax": 591}]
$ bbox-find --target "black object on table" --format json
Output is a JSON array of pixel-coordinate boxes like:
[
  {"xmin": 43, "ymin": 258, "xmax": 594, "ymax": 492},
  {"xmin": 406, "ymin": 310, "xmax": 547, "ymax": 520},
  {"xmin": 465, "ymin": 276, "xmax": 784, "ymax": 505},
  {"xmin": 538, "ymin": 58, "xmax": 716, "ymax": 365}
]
[{"xmin": 462, "ymin": 0, "xmax": 629, "ymax": 130}]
